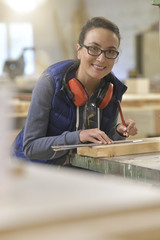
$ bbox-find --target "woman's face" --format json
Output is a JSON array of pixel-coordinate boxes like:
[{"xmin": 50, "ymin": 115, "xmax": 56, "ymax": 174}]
[{"xmin": 77, "ymin": 27, "xmax": 119, "ymax": 82}]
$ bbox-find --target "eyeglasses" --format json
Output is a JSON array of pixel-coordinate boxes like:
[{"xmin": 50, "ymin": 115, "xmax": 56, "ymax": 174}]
[{"xmin": 80, "ymin": 44, "xmax": 119, "ymax": 59}]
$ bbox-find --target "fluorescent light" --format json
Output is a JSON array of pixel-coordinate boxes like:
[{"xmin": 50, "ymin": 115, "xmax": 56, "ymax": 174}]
[{"xmin": 3, "ymin": 0, "xmax": 45, "ymax": 13}]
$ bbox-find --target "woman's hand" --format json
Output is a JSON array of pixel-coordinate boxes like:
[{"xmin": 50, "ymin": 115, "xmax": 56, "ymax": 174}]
[
  {"xmin": 117, "ymin": 119, "xmax": 138, "ymax": 137},
  {"xmin": 79, "ymin": 128, "xmax": 113, "ymax": 144}
]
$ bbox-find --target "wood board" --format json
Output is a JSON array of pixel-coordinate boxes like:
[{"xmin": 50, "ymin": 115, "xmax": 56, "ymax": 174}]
[{"xmin": 77, "ymin": 137, "xmax": 160, "ymax": 158}]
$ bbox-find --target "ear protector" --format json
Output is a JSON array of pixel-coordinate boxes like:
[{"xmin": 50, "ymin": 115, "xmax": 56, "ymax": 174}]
[{"xmin": 63, "ymin": 62, "xmax": 115, "ymax": 109}]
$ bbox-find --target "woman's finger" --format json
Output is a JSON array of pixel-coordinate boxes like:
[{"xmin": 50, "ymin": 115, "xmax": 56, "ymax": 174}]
[{"xmin": 79, "ymin": 128, "xmax": 113, "ymax": 144}]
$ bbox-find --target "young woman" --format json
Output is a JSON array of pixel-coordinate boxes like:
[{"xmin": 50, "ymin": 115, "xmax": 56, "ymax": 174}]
[{"xmin": 12, "ymin": 17, "xmax": 137, "ymax": 165}]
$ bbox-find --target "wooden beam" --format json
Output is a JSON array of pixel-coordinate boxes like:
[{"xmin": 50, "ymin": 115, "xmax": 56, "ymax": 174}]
[{"xmin": 77, "ymin": 137, "xmax": 160, "ymax": 158}]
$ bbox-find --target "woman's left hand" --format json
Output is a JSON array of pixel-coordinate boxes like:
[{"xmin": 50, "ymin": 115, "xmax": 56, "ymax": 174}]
[{"xmin": 116, "ymin": 119, "xmax": 138, "ymax": 137}]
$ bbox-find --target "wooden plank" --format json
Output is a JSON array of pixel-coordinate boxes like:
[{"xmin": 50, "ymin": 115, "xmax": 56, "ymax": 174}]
[
  {"xmin": 143, "ymin": 31, "xmax": 160, "ymax": 78},
  {"xmin": 155, "ymin": 110, "xmax": 160, "ymax": 136},
  {"xmin": 122, "ymin": 94, "xmax": 160, "ymax": 107},
  {"xmin": 125, "ymin": 78, "xmax": 150, "ymax": 94},
  {"xmin": 77, "ymin": 137, "xmax": 160, "ymax": 158},
  {"xmin": 11, "ymin": 99, "xmax": 30, "ymax": 114}
]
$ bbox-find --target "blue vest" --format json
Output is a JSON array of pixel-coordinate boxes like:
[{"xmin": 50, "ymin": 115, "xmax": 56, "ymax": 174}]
[{"xmin": 11, "ymin": 59, "xmax": 127, "ymax": 164}]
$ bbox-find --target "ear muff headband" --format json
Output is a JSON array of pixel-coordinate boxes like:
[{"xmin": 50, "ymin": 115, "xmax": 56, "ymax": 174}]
[
  {"xmin": 63, "ymin": 62, "xmax": 115, "ymax": 108},
  {"xmin": 98, "ymin": 83, "xmax": 114, "ymax": 109},
  {"xmin": 67, "ymin": 78, "xmax": 89, "ymax": 106}
]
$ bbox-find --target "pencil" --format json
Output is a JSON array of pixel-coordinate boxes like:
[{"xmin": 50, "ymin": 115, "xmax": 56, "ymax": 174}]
[{"xmin": 117, "ymin": 100, "xmax": 126, "ymax": 128}]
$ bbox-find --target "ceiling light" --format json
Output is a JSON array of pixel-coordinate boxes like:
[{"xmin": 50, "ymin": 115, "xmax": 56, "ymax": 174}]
[{"xmin": 3, "ymin": 0, "xmax": 46, "ymax": 13}]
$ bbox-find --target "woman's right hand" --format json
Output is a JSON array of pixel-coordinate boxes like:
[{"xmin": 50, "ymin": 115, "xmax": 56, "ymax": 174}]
[{"xmin": 79, "ymin": 128, "xmax": 113, "ymax": 144}]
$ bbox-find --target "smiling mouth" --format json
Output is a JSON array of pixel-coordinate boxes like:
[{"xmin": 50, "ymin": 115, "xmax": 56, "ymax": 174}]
[{"xmin": 92, "ymin": 64, "xmax": 106, "ymax": 71}]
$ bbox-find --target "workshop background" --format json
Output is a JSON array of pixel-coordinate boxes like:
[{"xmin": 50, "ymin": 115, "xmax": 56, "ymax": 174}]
[
  {"xmin": 0, "ymin": 0, "xmax": 160, "ymax": 138},
  {"xmin": 0, "ymin": 0, "xmax": 159, "ymax": 140},
  {"xmin": 1, "ymin": 0, "xmax": 159, "ymax": 141},
  {"xmin": 0, "ymin": 0, "xmax": 159, "ymax": 79},
  {"xmin": 1, "ymin": 1, "xmax": 160, "ymax": 240}
]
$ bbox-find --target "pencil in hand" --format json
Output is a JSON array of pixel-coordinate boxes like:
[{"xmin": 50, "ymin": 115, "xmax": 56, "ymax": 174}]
[{"xmin": 117, "ymin": 100, "xmax": 128, "ymax": 136}]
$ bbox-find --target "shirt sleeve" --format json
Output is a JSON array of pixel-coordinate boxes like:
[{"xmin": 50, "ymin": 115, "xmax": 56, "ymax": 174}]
[{"xmin": 23, "ymin": 73, "xmax": 81, "ymax": 160}]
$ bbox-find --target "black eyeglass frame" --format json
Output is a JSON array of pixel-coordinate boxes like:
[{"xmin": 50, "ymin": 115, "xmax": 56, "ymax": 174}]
[{"xmin": 80, "ymin": 44, "xmax": 119, "ymax": 59}]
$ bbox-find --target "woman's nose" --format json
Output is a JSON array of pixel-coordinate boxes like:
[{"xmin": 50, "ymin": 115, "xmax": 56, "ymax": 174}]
[{"xmin": 96, "ymin": 52, "xmax": 106, "ymax": 62}]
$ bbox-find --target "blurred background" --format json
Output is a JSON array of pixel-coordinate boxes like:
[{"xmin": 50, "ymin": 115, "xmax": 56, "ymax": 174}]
[
  {"xmin": 1, "ymin": 2, "xmax": 160, "ymax": 239},
  {"xmin": 0, "ymin": 0, "xmax": 160, "ymax": 140}
]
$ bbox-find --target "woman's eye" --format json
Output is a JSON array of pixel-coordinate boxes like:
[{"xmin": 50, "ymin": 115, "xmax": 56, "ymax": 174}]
[
  {"xmin": 108, "ymin": 49, "xmax": 115, "ymax": 54},
  {"xmin": 90, "ymin": 46, "xmax": 99, "ymax": 52}
]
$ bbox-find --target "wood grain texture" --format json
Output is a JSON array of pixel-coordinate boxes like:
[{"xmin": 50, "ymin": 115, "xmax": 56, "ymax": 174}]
[{"xmin": 77, "ymin": 137, "xmax": 160, "ymax": 158}]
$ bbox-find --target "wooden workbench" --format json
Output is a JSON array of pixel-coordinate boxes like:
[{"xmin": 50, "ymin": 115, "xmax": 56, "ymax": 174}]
[
  {"xmin": 70, "ymin": 137, "xmax": 160, "ymax": 186},
  {"xmin": 71, "ymin": 152, "xmax": 160, "ymax": 186}
]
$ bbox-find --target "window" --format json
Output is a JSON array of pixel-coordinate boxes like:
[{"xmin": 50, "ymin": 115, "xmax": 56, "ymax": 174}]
[
  {"xmin": 0, "ymin": 23, "xmax": 8, "ymax": 76},
  {"xmin": 0, "ymin": 22, "xmax": 34, "ymax": 76}
]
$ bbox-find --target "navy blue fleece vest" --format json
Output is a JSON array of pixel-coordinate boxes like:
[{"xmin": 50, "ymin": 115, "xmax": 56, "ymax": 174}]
[{"xmin": 11, "ymin": 59, "xmax": 127, "ymax": 163}]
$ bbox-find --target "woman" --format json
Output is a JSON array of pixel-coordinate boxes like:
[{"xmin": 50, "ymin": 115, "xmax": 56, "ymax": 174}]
[{"xmin": 12, "ymin": 17, "xmax": 137, "ymax": 165}]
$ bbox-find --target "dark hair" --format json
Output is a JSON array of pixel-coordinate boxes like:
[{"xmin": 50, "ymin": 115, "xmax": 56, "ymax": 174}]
[{"xmin": 78, "ymin": 17, "xmax": 121, "ymax": 45}]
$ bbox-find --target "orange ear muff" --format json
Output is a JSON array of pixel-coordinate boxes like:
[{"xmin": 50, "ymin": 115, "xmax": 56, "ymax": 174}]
[
  {"xmin": 67, "ymin": 78, "xmax": 89, "ymax": 106},
  {"xmin": 98, "ymin": 83, "xmax": 114, "ymax": 109}
]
